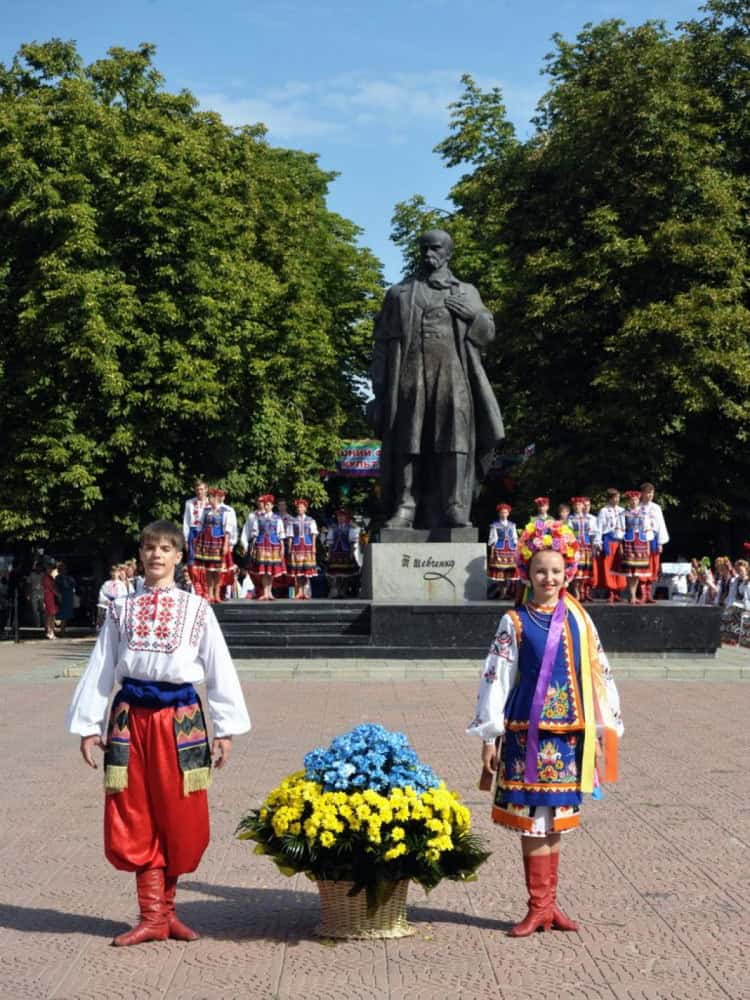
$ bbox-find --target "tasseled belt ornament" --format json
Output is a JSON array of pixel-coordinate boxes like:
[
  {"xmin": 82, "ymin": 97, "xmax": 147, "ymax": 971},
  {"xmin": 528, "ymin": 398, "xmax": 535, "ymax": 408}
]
[{"xmin": 104, "ymin": 678, "xmax": 212, "ymax": 796}]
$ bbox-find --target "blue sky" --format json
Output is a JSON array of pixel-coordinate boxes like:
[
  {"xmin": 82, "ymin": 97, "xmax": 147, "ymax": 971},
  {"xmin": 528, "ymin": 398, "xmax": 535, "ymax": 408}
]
[{"xmin": 4, "ymin": 0, "xmax": 705, "ymax": 281}]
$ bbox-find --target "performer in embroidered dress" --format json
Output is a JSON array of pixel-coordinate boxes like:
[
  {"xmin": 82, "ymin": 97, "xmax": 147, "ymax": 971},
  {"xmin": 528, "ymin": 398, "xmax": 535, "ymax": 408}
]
[
  {"xmin": 97, "ymin": 565, "xmax": 129, "ymax": 628},
  {"xmin": 532, "ymin": 496, "xmax": 554, "ymax": 529},
  {"xmin": 182, "ymin": 480, "xmax": 209, "ymax": 593},
  {"xmin": 620, "ymin": 491, "xmax": 652, "ymax": 604},
  {"xmin": 468, "ymin": 518, "xmax": 623, "ymax": 936},
  {"xmin": 67, "ymin": 520, "xmax": 251, "ymax": 946},
  {"xmin": 568, "ymin": 497, "xmax": 598, "ymax": 602},
  {"xmin": 556, "ymin": 502, "xmax": 570, "ymax": 524},
  {"xmin": 215, "ymin": 489, "xmax": 238, "ymax": 600},
  {"xmin": 193, "ymin": 489, "xmax": 231, "ymax": 604},
  {"xmin": 249, "ymin": 494, "xmax": 287, "ymax": 601},
  {"xmin": 287, "ymin": 498, "xmax": 319, "ymax": 600},
  {"xmin": 639, "ymin": 483, "xmax": 669, "ymax": 604},
  {"xmin": 326, "ymin": 508, "xmax": 361, "ymax": 598},
  {"xmin": 487, "ymin": 504, "xmax": 518, "ymax": 599},
  {"xmin": 597, "ymin": 489, "xmax": 625, "ymax": 604}
]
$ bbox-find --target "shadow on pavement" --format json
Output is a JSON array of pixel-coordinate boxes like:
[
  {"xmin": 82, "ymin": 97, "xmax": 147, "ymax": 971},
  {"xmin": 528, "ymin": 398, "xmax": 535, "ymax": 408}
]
[{"xmin": 0, "ymin": 904, "xmax": 125, "ymax": 937}]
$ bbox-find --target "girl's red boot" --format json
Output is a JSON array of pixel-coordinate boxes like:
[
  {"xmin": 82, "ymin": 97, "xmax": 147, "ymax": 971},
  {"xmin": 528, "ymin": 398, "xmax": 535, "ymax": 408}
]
[
  {"xmin": 508, "ymin": 854, "xmax": 553, "ymax": 937},
  {"xmin": 548, "ymin": 852, "xmax": 579, "ymax": 931}
]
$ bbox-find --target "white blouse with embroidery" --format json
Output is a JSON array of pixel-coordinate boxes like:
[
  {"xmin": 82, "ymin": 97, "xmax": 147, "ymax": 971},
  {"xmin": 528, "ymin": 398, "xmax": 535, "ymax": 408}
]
[
  {"xmin": 67, "ymin": 586, "xmax": 251, "ymax": 739},
  {"xmin": 466, "ymin": 610, "xmax": 624, "ymax": 742}
]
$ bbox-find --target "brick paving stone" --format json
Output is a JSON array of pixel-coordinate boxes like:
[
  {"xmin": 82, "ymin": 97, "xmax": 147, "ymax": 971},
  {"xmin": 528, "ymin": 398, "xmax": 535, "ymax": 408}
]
[{"xmin": 0, "ymin": 639, "xmax": 748, "ymax": 999}]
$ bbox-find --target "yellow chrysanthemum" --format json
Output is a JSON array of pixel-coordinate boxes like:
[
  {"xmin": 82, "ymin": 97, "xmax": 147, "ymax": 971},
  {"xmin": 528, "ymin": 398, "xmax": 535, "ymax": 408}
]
[{"xmin": 319, "ymin": 831, "xmax": 335, "ymax": 848}]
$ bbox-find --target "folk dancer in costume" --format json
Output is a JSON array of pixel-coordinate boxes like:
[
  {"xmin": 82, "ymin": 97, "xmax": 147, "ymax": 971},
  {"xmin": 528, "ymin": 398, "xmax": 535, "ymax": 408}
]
[
  {"xmin": 468, "ymin": 518, "xmax": 623, "ymax": 936},
  {"xmin": 620, "ymin": 491, "xmax": 652, "ymax": 604},
  {"xmin": 275, "ymin": 497, "xmax": 294, "ymax": 597},
  {"xmin": 248, "ymin": 494, "xmax": 287, "ymax": 601},
  {"xmin": 568, "ymin": 497, "xmax": 600, "ymax": 603},
  {"xmin": 326, "ymin": 508, "xmax": 361, "ymax": 598},
  {"xmin": 287, "ymin": 498, "xmax": 319, "ymax": 600},
  {"xmin": 216, "ymin": 490, "xmax": 239, "ymax": 600},
  {"xmin": 597, "ymin": 489, "xmax": 626, "ymax": 604},
  {"xmin": 639, "ymin": 482, "xmax": 669, "ymax": 604},
  {"xmin": 182, "ymin": 480, "xmax": 209, "ymax": 595},
  {"xmin": 97, "ymin": 565, "xmax": 129, "ymax": 629},
  {"xmin": 721, "ymin": 559, "xmax": 750, "ymax": 646},
  {"xmin": 533, "ymin": 496, "xmax": 553, "ymax": 529},
  {"xmin": 193, "ymin": 489, "xmax": 231, "ymax": 604},
  {"xmin": 556, "ymin": 502, "xmax": 571, "ymax": 524},
  {"xmin": 67, "ymin": 520, "xmax": 251, "ymax": 946},
  {"xmin": 487, "ymin": 504, "xmax": 518, "ymax": 600}
]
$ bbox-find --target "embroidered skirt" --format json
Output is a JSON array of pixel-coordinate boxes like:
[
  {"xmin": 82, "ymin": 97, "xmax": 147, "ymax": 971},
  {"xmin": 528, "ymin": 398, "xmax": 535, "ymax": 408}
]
[
  {"xmin": 487, "ymin": 546, "xmax": 517, "ymax": 579},
  {"xmin": 327, "ymin": 548, "xmax": 359, "ymax": 577},
  {"xmin": 573, "ymin": 542, "xmax": 594, "ymax": 581},
  {"xmin": 193, "ymin": 528, "xmax": 226, "ymax": 568},
  {"xmin": 288, "ymin": 541, "xmax": 317, "ymax": 577},
  {"xmin": 620, "ymin": 537, "xmax": 651, "ymax": 577},
  {"xmin": 251, "ymin": 538, "xmax": 286, "ymax": 577}
]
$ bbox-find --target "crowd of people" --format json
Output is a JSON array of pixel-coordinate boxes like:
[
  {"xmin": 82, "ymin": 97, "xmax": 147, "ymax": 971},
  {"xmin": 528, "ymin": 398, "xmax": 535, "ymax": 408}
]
[{"xmin": 486, "ymin": 484, "xmax": 669, "ymax": 605}]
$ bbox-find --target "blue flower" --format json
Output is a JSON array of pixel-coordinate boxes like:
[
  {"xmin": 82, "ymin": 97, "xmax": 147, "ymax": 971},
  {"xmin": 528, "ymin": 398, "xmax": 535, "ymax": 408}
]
[{"xmin": 303, "ymin": 723, "xmax": 440, "ymax": 793}]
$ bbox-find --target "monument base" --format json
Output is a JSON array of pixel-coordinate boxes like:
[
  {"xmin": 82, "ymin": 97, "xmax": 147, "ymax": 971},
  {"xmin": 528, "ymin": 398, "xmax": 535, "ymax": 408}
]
[
  {"xmin": 361, "ymin": 542, "xmax": 486, "ymax": 603},
  {"xmin": 379, "ymin": 526, "xmax": 479, "ymax": 543}
]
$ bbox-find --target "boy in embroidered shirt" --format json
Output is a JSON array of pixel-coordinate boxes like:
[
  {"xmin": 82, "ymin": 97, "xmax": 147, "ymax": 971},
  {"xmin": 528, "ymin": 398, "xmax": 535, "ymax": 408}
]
[
  {"xmin": 468, "ymin": 519, "xmax": 623, "ymax": 936},
  {"xmin": 67, "ymin": 520, "xmax": 251, "ymax": 946}
]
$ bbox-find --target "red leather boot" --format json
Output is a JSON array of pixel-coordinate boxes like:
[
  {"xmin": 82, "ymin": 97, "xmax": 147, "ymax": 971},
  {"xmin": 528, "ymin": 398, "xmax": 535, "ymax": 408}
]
[
  {"xmin": 508, "ymin": 853, "xmax": 553, "ymax": 937},
  {"xmin": 113, "ymin": 868, "xmax": 169, "ymax": 946},
  {"xmin": 548, "ymin": 852, "xmax": 579, "ymax": 931},
  {"xmin": 164, "ymin": 875, "xmax": 200, "ymax": 941}
]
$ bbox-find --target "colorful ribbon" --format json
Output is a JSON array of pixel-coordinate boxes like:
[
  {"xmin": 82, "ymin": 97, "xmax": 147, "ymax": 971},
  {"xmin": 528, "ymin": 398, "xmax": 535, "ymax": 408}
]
[{"xmin": 524, "ymin": 597, "xmax": 567, "ymax": 785}]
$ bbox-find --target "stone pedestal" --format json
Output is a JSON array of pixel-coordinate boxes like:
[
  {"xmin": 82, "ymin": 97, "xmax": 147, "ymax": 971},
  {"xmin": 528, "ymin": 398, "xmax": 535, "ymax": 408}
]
[
  {"xmin": 379, "ymin": 526, "xmax": 479, "ymax": 544},
  {"xmin": 361, "ymin": 542, "xmax": 486, "ymax": 603}
]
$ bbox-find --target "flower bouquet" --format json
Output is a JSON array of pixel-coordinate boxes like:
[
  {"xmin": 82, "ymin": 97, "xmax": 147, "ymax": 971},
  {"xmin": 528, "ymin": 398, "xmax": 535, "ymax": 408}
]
[{"xmin": 237, "ymin": 723, "xmax": 490, "ymax": 938}]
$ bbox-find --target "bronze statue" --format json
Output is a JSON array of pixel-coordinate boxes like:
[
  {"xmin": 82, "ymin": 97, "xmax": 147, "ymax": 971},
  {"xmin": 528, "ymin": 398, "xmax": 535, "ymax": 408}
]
[{"xmin": 368, "ymin": 230, "xmax": 504, "ymax": 530}]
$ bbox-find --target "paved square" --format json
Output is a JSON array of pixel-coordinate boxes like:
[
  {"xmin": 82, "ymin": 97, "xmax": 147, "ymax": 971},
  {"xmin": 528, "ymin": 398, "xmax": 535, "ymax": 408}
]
[{"xmin": 0, "ymin": 640, "xmax": 748, "ymax": 999}]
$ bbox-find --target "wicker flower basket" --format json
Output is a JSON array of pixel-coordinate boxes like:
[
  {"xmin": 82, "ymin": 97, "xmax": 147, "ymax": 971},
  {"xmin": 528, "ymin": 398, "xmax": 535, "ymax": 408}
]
[{"xmin": 314, "ymin": 879, "xmax": 414, "ymax": 939}]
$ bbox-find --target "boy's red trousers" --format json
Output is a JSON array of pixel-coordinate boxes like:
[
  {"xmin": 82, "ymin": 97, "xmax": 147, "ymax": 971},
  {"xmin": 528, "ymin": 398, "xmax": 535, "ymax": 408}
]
[{"xmin": 104, "ymin": 706, "xmax": 209, "ymax": 877}]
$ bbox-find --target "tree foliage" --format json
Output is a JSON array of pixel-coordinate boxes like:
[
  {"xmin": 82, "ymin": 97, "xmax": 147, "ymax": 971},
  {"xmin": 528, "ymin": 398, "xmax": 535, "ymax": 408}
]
[
  {"xmin": 392, "ymin": 2, "xmax": 750, "ymax": 541},
  {"xmin": 0, "ymin": 41, "xmax": 383, "ymax": 544}
]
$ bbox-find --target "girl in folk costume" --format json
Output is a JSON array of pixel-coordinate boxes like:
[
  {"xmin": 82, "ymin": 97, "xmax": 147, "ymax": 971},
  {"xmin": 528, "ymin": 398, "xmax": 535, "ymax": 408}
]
[
  {"xmin": 249, "ymin": 494, "xmax": 287, "ymax": 601},
  {"xmin": 182, "ymin": 481, "xmax": 209, "ymax": 592},
  {"xmin": 639, "ymin": 483, "xmax": 669, "ymax": 604},
  {"xmin": 326, "ymin": 508, "xmax": 361, "ymax": 598},
  {"xmin": 468, "ymin": 519, "xmax": 623, "ymax": 936},
  {"xmin": 67, "ymin": 520, "xmax": 250, "ymax": 946},
  {"xmin": 533, "ymin": 496, "xmax": 553, "ymax": 528},
  {"xmin": 597, "ymin": 489, "xmax": 626, "ymax": 604},
  {"xmin": 193, "ymin": 489, "xmax": 231, "ymax": 604},
  {"xmin": 487, "ymin": 504, "xmax": 518, "ymax": 600},
  {"xmin": 216, "ymin": 490, "xmax": 239, "ymax": 600},
  {"xmin": 620, "ymin": 491, "xmax": 652, "ymax": 604},
  {"xmin": 287, "ymin": 499, "xmax": 319, "ymax": 600},
  {"xmin": 556, "ymin": 502, "xmax": 570, "ymax": 524},
  {"xmin": 568, "ymin": 497, "xmax": 600, "ymax": 603}
]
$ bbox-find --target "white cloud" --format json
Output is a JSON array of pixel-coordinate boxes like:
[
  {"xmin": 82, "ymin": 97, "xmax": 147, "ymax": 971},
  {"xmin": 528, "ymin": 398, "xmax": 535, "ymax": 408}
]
[{"xmin": 198, "ymin": 70, "xmax": 543, "ymax": 143}]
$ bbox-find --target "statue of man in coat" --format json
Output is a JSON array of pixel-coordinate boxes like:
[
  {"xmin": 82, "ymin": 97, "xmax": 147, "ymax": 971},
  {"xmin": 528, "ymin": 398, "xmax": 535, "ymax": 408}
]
[{"xmin": 368, "ymin": 229, "xmax": 504, "ymax": 530}]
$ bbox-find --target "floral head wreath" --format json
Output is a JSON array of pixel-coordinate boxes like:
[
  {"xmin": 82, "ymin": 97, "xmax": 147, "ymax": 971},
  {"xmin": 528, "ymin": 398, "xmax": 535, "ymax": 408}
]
[
  {"xmin": 623, "ymin": 490, "xmax": 641, "ymax": 501},
  {"xmin": 570, "ymin": 496, "xmax": 588, "ymax": 505},
  {"xmin": 534, "ymin": 496, "xmax": 550, "ymax": 506},
  {"xmin": 496, "ymin": 503, "xmax": 512, "ymax": 513},
  {"xmin": 259, "ymin": 493, "xmax": 275, "ymax": 504},
  {"xmin": 334, "ymin": 507, "xmax": 351, "ymax": 518},
  {"xmin": 516, "ymin": 519, "xmax": 580, "ymax": 583},
  {"xmin": 208, "ymin": 487, "xmax": 225, "ymax": 498},
  {"xmin": 294, "ymin": 497, "xmax": 309, "ymax": 508}
]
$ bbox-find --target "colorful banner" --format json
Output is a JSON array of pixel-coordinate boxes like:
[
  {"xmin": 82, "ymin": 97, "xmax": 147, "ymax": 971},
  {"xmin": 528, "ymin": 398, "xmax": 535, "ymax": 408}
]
[{"xmin": 335, "ymin": 440, "xmax": 382, "ymax": 477}]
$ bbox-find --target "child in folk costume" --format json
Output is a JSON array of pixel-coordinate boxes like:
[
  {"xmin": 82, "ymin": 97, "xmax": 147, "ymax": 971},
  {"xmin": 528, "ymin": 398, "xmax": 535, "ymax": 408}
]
[
  {"xmin": 487, "ymin": 504, "xmax": 518, "ymax": 599},
  {"xmin": 533, "ymin": 496, "xmax": 553, "ymax": 528},
  {"xmin": 326, "ymin": 508, "xmax": 361, "ymax": 598},
  {"xmin": 639, "ymin": 483, "xmax": 669, "ymax": 604},
  {"xmin": 249, "ymin": 494, "xmax": 287, "ymax": 601},
  {"xmin": 620, "ymin": 491, "xmax": 652, "ymax": 604},
  {"xmin": 556, "ymin": 502, "xmax": 571, "ymax": 523},
  {"xmin": 287, "ymin": 498, "xmax": 318, "ymax": 600},
  {"xmin": 468, "ymin": 519, "xmax": 623, "ymax": 936},
  {"xmin": 67, "ymin": 520, "xmax": 250, "ymax": 946},
  {"xmin": 597, "ymin": 489, "xmax": 626, "ymax": 604},
  {"xmin": 97, "ymin": 565, "xmax": 129, "ymax": 628},
  {"xmin": 568, "ymin": 497, "xmax": 600, "ymax": 602},
  {"xmin": 193, "ymin": 488, "xmax": 231, "ymax": 604},
  {"xmin": 182, "ymin": 481, "xmax": 209, "ymax": 593},
  {"xmin": 217, "ymin": 490, "xmax": 239, "ymax": 600}
]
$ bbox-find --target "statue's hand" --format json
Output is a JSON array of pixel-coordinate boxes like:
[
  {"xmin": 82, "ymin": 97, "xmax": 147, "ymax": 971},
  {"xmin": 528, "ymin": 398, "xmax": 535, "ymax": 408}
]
[{"xmin": 445, "ymin": 293, "xmax": 476, "ymax": 323}]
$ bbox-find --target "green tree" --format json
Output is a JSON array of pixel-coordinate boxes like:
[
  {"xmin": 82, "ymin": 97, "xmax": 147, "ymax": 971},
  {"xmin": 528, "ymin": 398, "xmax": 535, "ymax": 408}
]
[
  {"xmin": 0, "ymin": 41, "xmax": 383, "ymax": 546},
  {"xmin": 393, "ymin": 5, "xmax": 750, "ymax": 542}
]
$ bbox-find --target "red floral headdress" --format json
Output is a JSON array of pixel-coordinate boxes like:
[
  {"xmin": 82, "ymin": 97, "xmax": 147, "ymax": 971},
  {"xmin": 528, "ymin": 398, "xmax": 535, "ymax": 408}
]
[
  {"xmin": 496, "ymin": 503, "xmax": 512, "ymax": 513},
  {"xmin": 258, "ymin": 493, "xmax": 275, "ymax": 504},
  {"xmin": 534, "ymin": 496, "xmax": 550, "ymax": 506},
  {"xmin": 517, "ymin": 519, "xmax": 579, "ymax": 583},
  {"xmin": 294, "ymin": 498, "xmax": 309, "ymax": 508}
]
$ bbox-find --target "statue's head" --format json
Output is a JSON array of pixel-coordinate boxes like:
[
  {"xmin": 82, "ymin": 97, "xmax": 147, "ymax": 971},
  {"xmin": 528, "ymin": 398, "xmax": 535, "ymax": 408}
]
[{"xmin": 419, "ymin": 229, "xmax": 453, "ymax": 272}]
